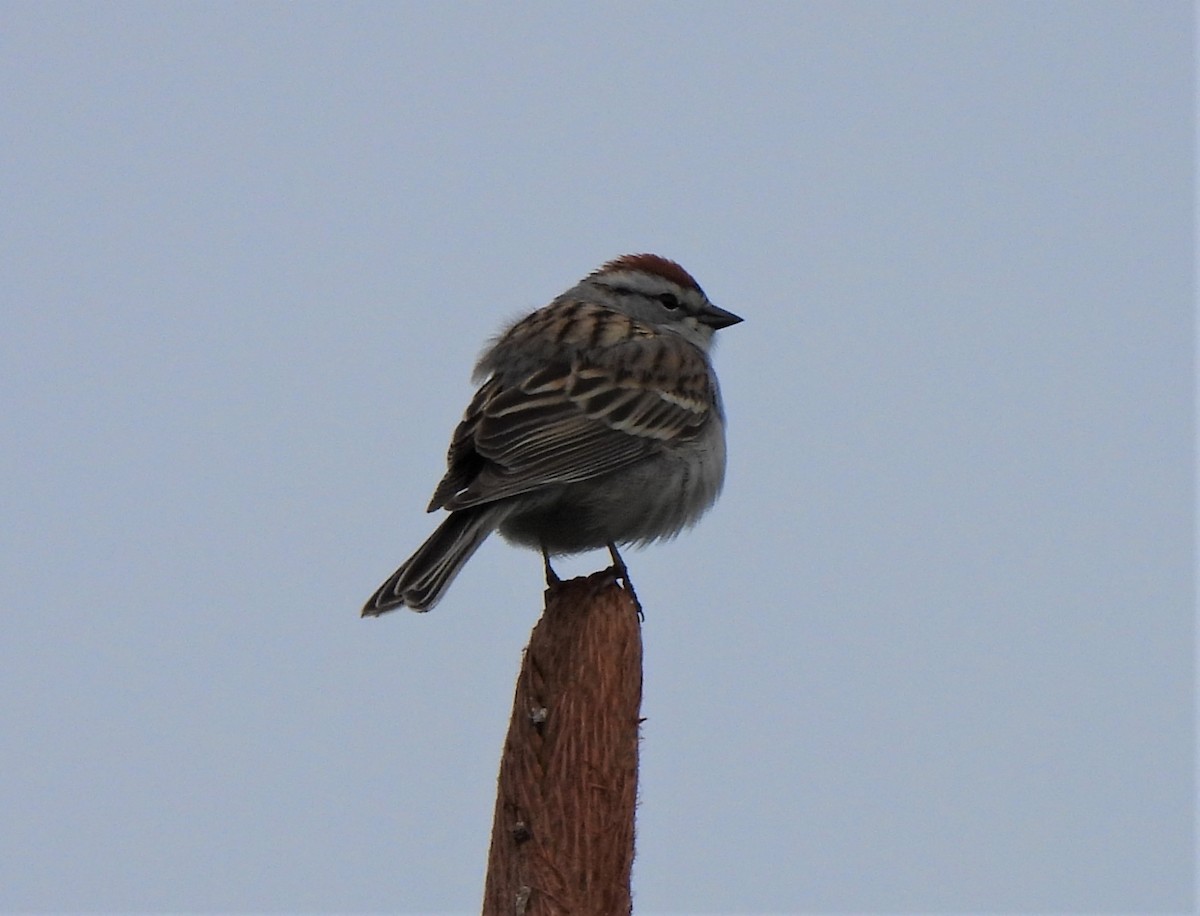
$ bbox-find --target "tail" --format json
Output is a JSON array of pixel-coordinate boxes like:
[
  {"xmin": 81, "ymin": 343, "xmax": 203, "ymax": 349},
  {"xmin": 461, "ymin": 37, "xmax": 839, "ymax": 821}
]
[{"xmin": 362, "ymin": 507, "xmax": 499, "ymax": 615}]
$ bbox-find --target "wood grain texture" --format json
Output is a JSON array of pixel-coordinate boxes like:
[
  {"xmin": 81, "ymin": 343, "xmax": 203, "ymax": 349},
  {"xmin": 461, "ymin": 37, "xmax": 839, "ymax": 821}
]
[{"xmin": 482, "ymin": 573, "xmax": 643, "ymax": 916}]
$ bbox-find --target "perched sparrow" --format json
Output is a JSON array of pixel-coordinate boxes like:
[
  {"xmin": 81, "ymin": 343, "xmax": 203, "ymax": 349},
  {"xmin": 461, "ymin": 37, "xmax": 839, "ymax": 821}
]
[{"xmin": 362, "ymin": 253, "xmax": 741, "ymax": 615}]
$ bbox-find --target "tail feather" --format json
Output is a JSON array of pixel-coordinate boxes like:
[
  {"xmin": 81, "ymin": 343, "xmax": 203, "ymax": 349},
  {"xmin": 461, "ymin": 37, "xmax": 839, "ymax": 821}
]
[{"xmin": 363, "ymin": 507, "xmax": 499, "ymax": 615}]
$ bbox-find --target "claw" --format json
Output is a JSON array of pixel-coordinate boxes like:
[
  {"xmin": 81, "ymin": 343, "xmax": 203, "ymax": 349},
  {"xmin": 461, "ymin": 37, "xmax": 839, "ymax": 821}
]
[{"xmin": 606, "ymin": 542, "xmax": 644, "ymax": 621}]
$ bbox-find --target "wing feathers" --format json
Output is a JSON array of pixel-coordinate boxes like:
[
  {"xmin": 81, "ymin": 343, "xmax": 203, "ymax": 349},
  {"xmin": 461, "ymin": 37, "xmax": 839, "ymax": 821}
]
[{"xmin": 431, "ymin": 315, "xmax": 716, "ymax": 512}]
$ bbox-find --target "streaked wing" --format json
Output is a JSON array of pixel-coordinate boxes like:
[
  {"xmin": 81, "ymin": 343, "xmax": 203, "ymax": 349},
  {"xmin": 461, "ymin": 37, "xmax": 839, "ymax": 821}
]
[{"xmin": 428, "ymin": 332, "xmax": 714, "ymax": 512}]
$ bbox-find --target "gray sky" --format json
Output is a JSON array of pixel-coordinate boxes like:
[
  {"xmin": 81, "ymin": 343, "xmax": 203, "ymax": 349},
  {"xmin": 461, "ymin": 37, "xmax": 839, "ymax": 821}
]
[{"xmin": 2, "ymin": 2, "xmax": 1193, "ymax": 913}]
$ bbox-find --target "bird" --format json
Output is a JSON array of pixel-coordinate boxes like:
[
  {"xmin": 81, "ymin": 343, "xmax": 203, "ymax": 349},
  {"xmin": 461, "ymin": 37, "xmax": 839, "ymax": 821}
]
[{"xmin": 362, "ymin": 253, "xmax": 741, "ymax": 615}]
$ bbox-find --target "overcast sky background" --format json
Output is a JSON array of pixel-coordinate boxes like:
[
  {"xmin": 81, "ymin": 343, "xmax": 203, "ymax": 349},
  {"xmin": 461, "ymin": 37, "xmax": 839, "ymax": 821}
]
[{"xmin": 1, "ymin": 2, "xmax": 1193, "ymax": 913}]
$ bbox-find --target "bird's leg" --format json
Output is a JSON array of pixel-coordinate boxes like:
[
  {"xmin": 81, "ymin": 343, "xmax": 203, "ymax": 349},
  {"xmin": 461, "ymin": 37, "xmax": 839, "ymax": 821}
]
[
  {"xmin": 541, "ymin": 545, "xmax": 561, "ymax": 586},
  {"xmin": 606, "ymin": 541, "xmax": 644, "ymax": 621}
]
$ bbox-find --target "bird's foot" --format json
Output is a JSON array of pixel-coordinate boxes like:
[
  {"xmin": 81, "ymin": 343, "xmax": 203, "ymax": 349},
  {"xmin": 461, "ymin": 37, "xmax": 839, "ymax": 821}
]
[
  {"xmin": 606, "ymin": 542, "xmax": 644, "ymax": 621},
  {"xmin": 541, "ymin": 545, "xmax": 561, "ymax": 586}
]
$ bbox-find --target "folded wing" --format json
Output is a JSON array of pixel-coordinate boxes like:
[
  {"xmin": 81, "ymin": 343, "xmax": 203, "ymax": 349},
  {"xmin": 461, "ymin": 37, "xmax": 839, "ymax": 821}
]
[{"xmin": 428, "ymin": 331, "xmax": 715, "ymax": 512}]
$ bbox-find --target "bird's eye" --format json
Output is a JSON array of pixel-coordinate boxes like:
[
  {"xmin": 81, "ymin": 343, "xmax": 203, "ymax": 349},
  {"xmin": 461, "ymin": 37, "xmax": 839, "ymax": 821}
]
[{"xmin": 656, "ymin": 292, "xmax": 680, "ymax": 310}]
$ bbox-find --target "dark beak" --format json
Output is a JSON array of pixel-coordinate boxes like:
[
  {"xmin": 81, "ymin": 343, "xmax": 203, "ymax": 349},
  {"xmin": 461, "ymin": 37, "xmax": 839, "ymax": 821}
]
[{"xmin": 699, "ymin": 302, "xmax": 744, "ymax": 330}]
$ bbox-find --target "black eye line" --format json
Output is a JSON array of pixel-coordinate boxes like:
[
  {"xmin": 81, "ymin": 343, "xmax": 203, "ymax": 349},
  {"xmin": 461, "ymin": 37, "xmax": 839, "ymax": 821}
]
[
  {"xmin": 599, "ymin": 282, "xmax": 684, "ymax": 309},
  {"xmin": 600, "ymin": 283, "xmax": 637, "ymax": 297}
]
